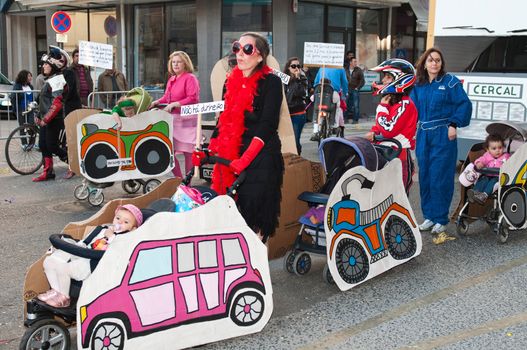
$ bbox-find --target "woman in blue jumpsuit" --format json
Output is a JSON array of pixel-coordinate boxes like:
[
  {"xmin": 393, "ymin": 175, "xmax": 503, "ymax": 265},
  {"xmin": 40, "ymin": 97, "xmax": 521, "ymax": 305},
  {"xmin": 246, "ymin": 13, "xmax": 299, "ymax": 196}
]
[{"xmin": 410, "ymin": 48, "xmax": 472, "ymax": 240}]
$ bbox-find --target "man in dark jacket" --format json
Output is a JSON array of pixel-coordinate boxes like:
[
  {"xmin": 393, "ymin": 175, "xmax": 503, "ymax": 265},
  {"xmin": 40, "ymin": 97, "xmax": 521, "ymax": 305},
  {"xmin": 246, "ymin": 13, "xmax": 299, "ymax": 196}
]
[
  {"xmin": 345, "ymin": 55, "xmax": 365, "ymax": 124},
  {"xmin": 71, "ymin": 49, "xmax": 94, "ymax": 106}
]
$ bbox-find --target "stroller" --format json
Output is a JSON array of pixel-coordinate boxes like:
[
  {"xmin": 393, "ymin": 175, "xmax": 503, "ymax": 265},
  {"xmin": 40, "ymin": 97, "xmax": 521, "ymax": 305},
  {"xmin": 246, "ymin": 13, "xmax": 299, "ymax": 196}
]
[
  {"xmin": 283, "ymin": 136, "xmax": 403, "ymax": 283},
  {"xmin": 455, "ymin": 121, "xmax": 527, "ymax": 243}
]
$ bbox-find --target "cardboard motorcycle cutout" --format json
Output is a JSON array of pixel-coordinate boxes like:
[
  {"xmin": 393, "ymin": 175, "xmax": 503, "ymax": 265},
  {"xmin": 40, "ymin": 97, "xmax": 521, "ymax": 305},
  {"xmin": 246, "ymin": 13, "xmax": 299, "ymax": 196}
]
[
  {"xmin": 77, "ymin": 110, "xmax": 174, "ymax": 183},
  {"xmin": 499, "ymin": 142, "xmax": 527, "ymax": 231},
  {"xmin": 325, "ymin": 160, "xmax": 422, "ymax": 291}
]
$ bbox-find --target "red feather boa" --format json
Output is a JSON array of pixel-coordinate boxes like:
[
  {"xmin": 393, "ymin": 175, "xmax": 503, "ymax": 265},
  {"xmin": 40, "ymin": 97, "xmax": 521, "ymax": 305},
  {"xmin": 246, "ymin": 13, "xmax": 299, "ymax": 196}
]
[{"xmin": 211, "ymin": 65, "xmax": 272, "ymax": 194}]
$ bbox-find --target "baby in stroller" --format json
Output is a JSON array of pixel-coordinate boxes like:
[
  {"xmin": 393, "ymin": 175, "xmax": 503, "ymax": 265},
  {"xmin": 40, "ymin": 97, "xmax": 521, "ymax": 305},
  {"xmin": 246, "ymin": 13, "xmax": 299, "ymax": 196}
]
[
  {"xmin": 37, "ymin": 204, "xmax": 143, "ymax": 307},
  {"xmin": 466, "ymin": 133, "xmax": 510, "ymax": 204}
]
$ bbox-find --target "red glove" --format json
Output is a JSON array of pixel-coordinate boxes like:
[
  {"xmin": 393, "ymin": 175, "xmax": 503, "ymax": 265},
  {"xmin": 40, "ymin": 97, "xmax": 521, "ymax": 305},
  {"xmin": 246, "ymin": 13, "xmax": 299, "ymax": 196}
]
[
  {"xmin": 230, "ymin": 137, "xmax": 265, "ymax": 174},
  {"xmin": 41, "ymin": 96, "xmax": 63, "ymax": 125},
  {"xmin": 208, "ymin": 137, "xmax": 218, "ymax": 154},
  {"xmin": 192, "ymin": 151, "xmax": 207, "ymax": 167}
]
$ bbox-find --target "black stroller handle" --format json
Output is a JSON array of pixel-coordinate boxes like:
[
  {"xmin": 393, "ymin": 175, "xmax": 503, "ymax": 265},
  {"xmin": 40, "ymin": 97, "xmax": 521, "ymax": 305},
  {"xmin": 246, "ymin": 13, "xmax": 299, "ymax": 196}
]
[
  {"xmin": 477, "ymin": 167, "xmax": 500, "ymax": 176},
  {"xmin": 183, "ymin": 153, "xmax": 247, "ymax": 197},
  {"xmin": 372, "ymin": 135, "xmax": 403, "ymax": 161},
  {"xmin": 49, "ymin": 234, "xmax": 104, "ymax": 260}
]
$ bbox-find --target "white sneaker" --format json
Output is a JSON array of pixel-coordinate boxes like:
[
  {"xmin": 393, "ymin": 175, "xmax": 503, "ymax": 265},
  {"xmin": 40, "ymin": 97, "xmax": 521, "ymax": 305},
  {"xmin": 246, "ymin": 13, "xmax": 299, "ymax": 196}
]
[
  {"xmin": 431, "ymin": 223, "xmax": 447, "ymax": 234},
  {"xmin": 419, "ymin": 219, "xmax": 434, "ymax": 231}
]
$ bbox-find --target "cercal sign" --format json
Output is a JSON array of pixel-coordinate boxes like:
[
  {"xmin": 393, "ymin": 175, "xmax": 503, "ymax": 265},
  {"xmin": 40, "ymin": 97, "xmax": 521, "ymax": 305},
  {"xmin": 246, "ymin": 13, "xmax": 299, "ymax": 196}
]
[{"xmin": 467, "ymin": 82, "xmax": 522, "ymax": 99}]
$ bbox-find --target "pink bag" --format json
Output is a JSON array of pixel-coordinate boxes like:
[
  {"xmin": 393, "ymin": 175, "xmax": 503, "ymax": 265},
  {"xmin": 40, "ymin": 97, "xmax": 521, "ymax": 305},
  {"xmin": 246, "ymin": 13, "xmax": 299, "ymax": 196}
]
[{"xmin": 171, "ymin": 185, "xmax": 205, "ymax": 212}]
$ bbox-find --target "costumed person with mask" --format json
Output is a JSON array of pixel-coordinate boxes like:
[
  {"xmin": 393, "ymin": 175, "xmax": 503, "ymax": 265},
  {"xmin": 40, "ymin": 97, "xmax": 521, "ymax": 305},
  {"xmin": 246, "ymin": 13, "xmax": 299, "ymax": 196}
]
[
  {"xmin": 410, "ymin": 48, "xmax": 472, "ymax": 243},
  {"xmin": 365, "ymin": 58, "xmax": 418, "ymax": 194},
  {"xmin": 33, "ymin": 46, "xmax": 82, "ymax": 182},
  {"xmin": 193, "ymin": 32, "xmax": 284, "ymax": 243}
]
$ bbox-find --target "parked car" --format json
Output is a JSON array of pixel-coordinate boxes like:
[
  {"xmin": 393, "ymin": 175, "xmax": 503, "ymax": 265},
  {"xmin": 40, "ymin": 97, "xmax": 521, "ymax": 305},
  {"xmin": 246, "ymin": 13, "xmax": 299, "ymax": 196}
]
[{"xmin": 0, "ymin": 71, "xmax": 13, "ymax": 112}]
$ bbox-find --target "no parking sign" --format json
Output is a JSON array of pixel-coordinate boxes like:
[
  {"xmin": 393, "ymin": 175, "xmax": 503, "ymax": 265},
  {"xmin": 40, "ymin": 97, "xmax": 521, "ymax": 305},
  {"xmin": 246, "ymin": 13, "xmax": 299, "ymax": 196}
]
[{"xmin": 50, "ymin": 11, "xmax": 72, "ymax": 34}]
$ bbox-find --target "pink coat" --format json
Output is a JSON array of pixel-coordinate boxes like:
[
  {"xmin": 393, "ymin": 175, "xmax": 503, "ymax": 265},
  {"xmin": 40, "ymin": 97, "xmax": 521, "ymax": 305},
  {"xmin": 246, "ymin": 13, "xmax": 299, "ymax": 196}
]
[
  {"xmin": 475, "ymin": 152, "xmax": 510, "ymax": 170},
  {"xmin": 158, "ymin": 72, "xmax": 200, "ymax": 153}
]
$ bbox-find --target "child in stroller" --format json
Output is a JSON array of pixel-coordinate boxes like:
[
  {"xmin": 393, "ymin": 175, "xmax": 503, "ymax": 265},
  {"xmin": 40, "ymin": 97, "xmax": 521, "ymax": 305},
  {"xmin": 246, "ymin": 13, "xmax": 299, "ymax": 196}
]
[
  {"xmin": 283, "ymin": 135, "xmax": 402, "ymax": 283},
  {"xmin": 455, "ymin": 121, "xmax": 527, "ymax": 243},
  {"xmin": 466, "ymin": 134, "xmax": 510, "ymax": 204},
  {"xmin": 37, "ymin": 204, "xmax": 143, "ymax": 308}
]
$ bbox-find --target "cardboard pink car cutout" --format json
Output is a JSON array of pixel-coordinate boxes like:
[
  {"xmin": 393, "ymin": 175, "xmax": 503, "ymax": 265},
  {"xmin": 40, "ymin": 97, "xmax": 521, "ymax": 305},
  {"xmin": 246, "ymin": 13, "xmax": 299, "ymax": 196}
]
[{"xmin": 76, "ymin": 196, "xmax": 273, "ymax": 349}]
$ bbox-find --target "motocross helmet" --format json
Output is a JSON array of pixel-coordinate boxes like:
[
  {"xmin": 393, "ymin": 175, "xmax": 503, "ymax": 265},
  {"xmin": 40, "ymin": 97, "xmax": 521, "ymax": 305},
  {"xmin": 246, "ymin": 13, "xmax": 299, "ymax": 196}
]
[
  {"xmin": 370, "ymin": 58, "xmax": 416, "ymax": 95},
  {"xmin": 41, "ymin": 45, "xmax": 71, "ymax": 71}
]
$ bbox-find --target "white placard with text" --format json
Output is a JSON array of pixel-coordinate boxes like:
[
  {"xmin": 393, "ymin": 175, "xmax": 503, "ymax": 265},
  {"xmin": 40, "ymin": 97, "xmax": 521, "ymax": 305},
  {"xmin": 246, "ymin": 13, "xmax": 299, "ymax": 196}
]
[
  {"xmin": 180, "ymin": 101, "xmax": 225, "ymax": 117},
  {"xmin": 303, "ymin": 42, "xmax": 345, "ymax": 67},
  {"xmin": 78, "ymin": 40, "xmax": 114, "ymax": 70}
]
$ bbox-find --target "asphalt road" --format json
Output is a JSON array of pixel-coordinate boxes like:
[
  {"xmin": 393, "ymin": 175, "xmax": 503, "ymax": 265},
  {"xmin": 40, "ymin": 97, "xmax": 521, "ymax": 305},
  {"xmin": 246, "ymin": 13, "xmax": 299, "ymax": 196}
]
[{"xmin": 1, "ymin": 118, "xmax": 527, "ymax": 349}]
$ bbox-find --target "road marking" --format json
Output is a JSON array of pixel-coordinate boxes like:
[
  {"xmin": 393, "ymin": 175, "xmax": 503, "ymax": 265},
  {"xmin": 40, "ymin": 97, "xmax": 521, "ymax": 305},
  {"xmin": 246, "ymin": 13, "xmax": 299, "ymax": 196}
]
[
  {"xmin": 297, "ymin": 254, "xmax": 527, "ymax": 350},
  {"xmin": 398, "ymin": 311, "xmax": 527, "ymax": 349}
]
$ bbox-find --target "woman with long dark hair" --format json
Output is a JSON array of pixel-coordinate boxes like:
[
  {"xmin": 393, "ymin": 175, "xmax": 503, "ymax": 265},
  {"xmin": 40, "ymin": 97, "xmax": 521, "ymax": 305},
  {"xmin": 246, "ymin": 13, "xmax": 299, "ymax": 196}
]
[
  {"xmin": 11, "ymin": 70, "xmax": 34, "ymax": 146},
  {"xmin": 283, "ymin": 57, "xmax": 308, "ymax": 154},
  {"xmin": 193, "ymin": 32, "xmax": 284, "ymax": 242},
  {"xmin": 410, "ymin": 47, "xmax": 472, "ymax": 243}
]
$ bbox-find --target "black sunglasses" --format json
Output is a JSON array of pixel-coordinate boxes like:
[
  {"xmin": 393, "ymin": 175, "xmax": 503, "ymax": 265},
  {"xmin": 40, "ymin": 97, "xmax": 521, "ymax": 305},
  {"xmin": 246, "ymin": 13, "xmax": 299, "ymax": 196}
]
[
  {"xmin": 232, "ymin": 41, "xmax": 259, "ymax": 56},
  {"xmin": 290, "ymin": 64, "xmax": 302, "ymax": 69}
]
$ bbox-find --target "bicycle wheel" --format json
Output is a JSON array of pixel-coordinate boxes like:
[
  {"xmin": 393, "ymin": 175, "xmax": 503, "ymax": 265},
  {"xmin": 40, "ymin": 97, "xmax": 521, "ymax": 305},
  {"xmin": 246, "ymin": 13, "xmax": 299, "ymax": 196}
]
[{"xmin": 5, "ymin": 124, "xmax": 43, "ymax": 175}]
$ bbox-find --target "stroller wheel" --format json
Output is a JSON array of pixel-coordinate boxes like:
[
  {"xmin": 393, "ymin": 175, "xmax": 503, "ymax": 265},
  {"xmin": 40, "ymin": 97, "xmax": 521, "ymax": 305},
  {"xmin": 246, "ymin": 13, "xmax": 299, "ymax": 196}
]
[
  {"xmin": 456, "ymin": 218, "xmax": 470, "ymax": 236},
  {"xmin": 88, "ymin": 190, "xmax": 105, "ymax": 207},
  {"xmin": 20, "ymin": 318, "xmax": 71, "ymax": 350},
  {"xmin": 143, "ymin": 179, "xmax": 161, "ymax": 194},
  {"xmin": 497, "ymin": 224, "xmax": 509, "ymax": 244},
  {"xmin": 73, "ymin": 184, "xmax": 89, "ymax": 200},
  {"xmin": 322, "ymin": 263, "xmax": 335, "ymax": 285},
  {"xmin": 293, "ymin": 252, "xmax": 312, "ymax": 276},
  {"xmin": 283, "ymin": 250, "xmax": 296, "ymax": 274},
  {"xmin": 122, "ymin": 180, "xmax": 142, "ymax": 194}
]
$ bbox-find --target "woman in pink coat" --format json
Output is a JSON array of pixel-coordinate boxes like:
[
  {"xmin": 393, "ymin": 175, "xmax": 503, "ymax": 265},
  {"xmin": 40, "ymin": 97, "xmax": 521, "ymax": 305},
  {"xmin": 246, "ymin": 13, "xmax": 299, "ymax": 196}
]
[{"xmin": 150, "ymin": 51, "xmax": 200, "ymax": 178}]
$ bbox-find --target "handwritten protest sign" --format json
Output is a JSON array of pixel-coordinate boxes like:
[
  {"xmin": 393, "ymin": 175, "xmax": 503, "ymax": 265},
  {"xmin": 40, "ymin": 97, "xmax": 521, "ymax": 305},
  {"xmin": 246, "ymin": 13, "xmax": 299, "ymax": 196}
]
[
  {"xmin": 303, "ymin": 42, "xmax": 345, "ymax": 67},
  {"xmin": 271, "ymin": 68, "xmax": 290, "ymax": 85},
  {"xmin": 180, "ymin": 101, "xmax": 225, "ymax": 117},
  {"xmin": 78, "ymin": 40, "xmax": 114, "ymax": 70}
]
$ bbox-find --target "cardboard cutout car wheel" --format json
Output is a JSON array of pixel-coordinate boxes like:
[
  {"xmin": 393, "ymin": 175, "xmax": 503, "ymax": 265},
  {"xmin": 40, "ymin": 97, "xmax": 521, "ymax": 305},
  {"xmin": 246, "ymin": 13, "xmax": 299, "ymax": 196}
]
[
  {"xmin": 384, "ymin": 215, "xmax": 417, "ymax": 260},
  {"xmin": 134, "ymin": 139, "xmax": 171, "ymax": 175},
  {"xmin": 91, "ymin": 321, "xmax": 125, "ymax": 350},
  {"xmin": 83, "ymin": 143, "xmax": 119, "ymax": 180},
  {"xmin": 230, "ymin": 290, "xmax": 265, "ymax": 327},
  {"xmin": 335, "ymin": 238, "xmax": 370, "ymax": 284},
  {"xmin": 500, "ymin": 187, "xmax": 526, "ymax": 228},
  {"xmin": 20, "ymin": 319, "xmax": 71, "ymax": 350}
]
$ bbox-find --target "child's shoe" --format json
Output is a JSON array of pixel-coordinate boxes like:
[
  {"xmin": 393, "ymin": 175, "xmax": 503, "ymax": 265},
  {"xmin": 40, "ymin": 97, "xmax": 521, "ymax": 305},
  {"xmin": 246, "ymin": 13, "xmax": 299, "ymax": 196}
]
[
  {"xmin": 45, "ymin": 291, "xmax": 70, "ymax": 308},
  {"xmin": 473, "ymin": 191, "xmax": 488, "ymax": 205},
  {"xmin": 37, "ymin": 289, "xmax": 58, "ymax": 302}
]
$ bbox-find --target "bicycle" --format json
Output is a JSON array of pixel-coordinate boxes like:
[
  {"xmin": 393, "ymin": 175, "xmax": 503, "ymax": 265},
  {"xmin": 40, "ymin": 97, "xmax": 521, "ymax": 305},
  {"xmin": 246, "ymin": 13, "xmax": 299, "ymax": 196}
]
[{"xmin": 4, "ymin": 102, "xmax": 43, "ymax": 175}]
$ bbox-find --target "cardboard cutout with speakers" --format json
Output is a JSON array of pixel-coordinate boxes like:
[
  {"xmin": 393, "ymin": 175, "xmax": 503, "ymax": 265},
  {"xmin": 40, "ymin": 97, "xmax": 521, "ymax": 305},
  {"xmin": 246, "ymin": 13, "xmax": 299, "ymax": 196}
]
[{"xmin": 77, "ymin": 110, "xmax": 174, "ymax": 183}]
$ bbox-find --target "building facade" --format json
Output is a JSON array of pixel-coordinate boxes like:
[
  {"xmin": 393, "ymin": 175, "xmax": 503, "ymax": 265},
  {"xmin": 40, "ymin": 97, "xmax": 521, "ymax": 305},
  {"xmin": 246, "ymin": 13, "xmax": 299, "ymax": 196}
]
[{"xmin": 3, "ymin": 0, "xmax": 426, "ymax": 102}]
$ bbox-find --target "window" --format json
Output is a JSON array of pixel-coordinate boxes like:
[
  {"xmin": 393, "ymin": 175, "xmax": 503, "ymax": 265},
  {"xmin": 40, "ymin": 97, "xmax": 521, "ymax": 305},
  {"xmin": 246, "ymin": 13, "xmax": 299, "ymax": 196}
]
[
  {"xmin": 221, "ymin": 0, "xmax": 272, "ymax": 57},
  {"xmin": 222, "ymin": 238, "xmax": 246, "ymax": 266},
  {"xmin": 356, "ymin": 9, "xmax": 381, "ymax": 69},
  {"xmin": 473, "ymin": 36, "xmax": 527, "ymax": 73},
  {"xmin": 198, "ymin": 240, "xmax": 218, "ymax": 268},
  {"xmin": 134, "ymin": 3, "xmax": 197, "ymax": 87},
  {"xmin": 296, "ymin": 2, "xmax": 324, "ymax": 60},
  {"xmin": 177, "ymin": 242, "xmax": 195, "ymax": 272},
  {"xmin": 129, "ymin": 246, "xmax": 173, "ymax": 284}
]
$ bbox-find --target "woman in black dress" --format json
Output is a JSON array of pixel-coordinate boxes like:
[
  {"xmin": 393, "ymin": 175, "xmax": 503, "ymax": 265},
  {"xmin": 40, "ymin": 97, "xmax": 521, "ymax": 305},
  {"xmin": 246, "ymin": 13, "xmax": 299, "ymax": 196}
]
[{"xmin": 194, "ymin": 32, "xmax": 284, "ymax": 242}]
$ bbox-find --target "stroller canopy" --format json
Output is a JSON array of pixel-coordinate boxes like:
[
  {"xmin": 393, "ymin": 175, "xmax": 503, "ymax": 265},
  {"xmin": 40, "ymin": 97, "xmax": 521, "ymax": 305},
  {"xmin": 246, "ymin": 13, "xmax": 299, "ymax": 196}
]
[{"xmin": 318, "ymin": 136, "xmax": 387, "ymax": 194}]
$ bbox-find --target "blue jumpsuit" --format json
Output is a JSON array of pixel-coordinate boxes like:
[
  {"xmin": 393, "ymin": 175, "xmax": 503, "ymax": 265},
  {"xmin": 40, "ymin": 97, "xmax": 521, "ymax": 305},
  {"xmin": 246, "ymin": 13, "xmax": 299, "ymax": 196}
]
[{"xmin": 410, "ymin": 74, "xmax": 472, "ymax": 225}]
